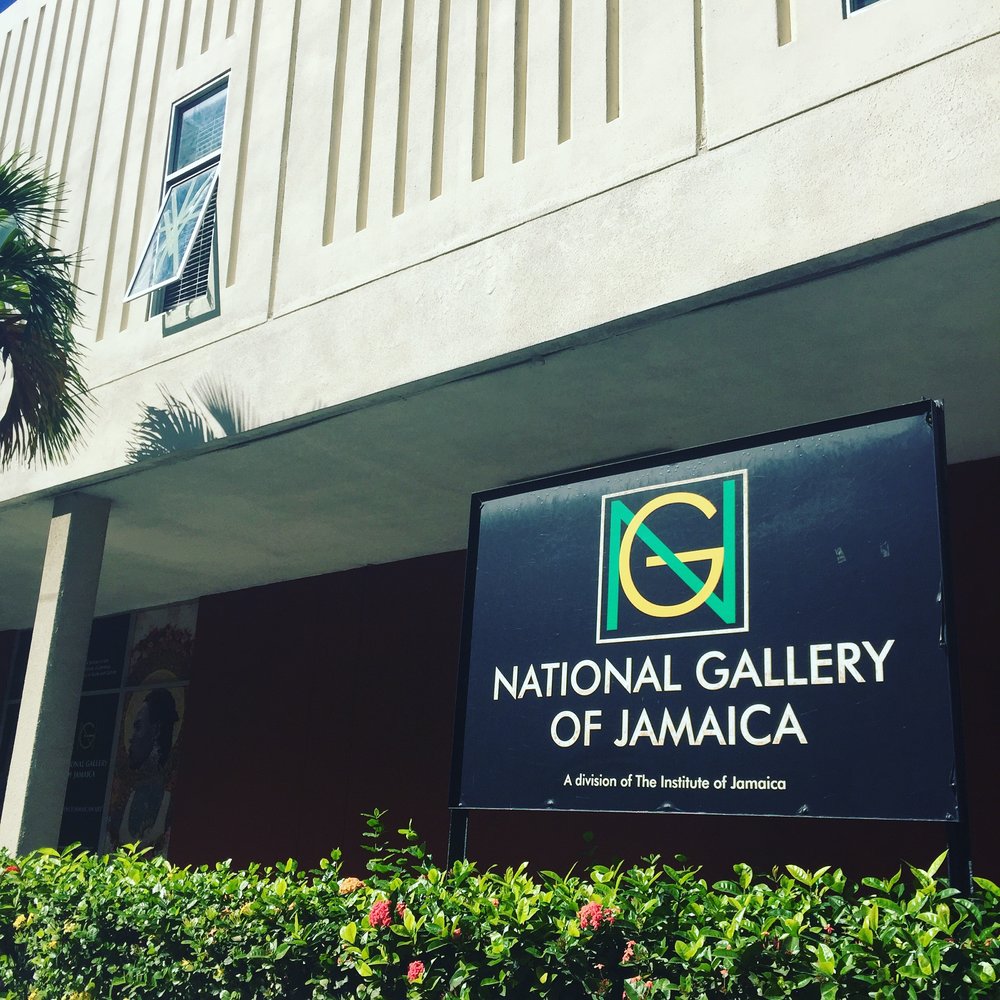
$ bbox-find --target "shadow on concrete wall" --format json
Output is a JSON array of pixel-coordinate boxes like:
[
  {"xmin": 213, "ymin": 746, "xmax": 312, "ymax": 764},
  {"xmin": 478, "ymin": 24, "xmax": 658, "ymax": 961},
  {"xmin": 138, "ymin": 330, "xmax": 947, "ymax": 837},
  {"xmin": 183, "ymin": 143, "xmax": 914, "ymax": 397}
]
[{"xmin": 126, "ymin": 379, "xmax": 254, "ymax": 463}]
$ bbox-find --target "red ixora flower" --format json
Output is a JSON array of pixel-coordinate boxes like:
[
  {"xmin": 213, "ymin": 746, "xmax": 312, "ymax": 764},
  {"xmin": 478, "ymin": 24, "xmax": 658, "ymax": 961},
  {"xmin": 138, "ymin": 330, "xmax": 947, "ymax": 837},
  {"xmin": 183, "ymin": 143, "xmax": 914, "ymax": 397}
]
[
  {"xmin": 578, "ymin": 902, "xmax": 617, "ymax": 929},
  {"xmin": 368, "ymin": 900, "xmax": 392, "ymax": 928},
  {"xmin": 622, "ymin": 940, "xmax": 636, "ymax": 962},
  {"xmin": 395, "ymin": 901, "xmax": 407, "ymax": 918},
  {"xmin": 407, "ymin": 960, "xmax": 425, "ymax": 982},
  {"xmin": 4, "ymin": 865, "xmax": 19, "ymax": 873}
]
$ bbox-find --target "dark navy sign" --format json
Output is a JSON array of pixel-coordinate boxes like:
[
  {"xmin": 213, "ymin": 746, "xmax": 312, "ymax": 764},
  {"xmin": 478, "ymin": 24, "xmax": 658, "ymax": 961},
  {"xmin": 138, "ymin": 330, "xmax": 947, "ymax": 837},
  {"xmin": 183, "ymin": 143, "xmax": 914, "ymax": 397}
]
[{"xmin": 452, "ymin": 402, "xmax": 958, "ymax": 821}]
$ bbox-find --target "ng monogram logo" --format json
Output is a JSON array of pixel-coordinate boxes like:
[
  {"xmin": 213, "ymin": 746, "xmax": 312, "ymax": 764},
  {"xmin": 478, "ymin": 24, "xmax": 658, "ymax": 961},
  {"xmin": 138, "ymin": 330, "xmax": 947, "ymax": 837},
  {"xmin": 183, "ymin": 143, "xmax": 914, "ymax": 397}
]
[{"xmin": 597, "ymin": 471, "xmax": 748, "ymax": 643}]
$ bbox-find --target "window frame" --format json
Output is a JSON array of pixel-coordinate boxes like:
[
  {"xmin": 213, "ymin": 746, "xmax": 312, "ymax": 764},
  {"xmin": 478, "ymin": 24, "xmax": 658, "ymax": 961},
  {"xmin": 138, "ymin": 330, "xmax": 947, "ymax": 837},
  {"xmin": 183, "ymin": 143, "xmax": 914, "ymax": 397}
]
[
  {"xmin": 843, "ymin": 0, "xmax": 884, "ymax": 15},
  {"xmin": 124, "ymin": 75, "xmax": 228, "ymax": 307}
]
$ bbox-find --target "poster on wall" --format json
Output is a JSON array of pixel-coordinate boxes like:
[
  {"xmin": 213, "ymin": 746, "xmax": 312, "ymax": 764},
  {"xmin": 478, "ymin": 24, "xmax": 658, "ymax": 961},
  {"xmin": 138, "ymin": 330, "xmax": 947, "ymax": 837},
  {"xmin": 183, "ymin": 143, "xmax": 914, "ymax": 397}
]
[
  {"xmin": 55, "ymin": 612, "xmax": 131, "ymax": 847},
  {"xmin": 102, "ymin": 601, "xmax": 198, "ymax": 854},
  {"xmin": 0, "ymin": 616, "xmax": 129, "ymax": 849},
  {"xmin": 82, "ymin": 613, "xmax": 130, "ymax": 692},
  {"xmin": 452, "ymin": 401, "xmax": 959, "ymax": 822},
  {"xmin": 58, "ymin": 692, "xmax": 120, "ymax": 849}
]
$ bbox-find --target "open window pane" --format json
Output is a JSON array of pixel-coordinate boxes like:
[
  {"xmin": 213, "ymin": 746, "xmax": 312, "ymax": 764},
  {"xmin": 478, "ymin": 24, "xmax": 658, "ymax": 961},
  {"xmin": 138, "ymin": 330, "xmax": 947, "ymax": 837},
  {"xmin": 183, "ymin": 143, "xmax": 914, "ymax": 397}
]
[
  {"xmin": 171, "ymin": 87, "xmax": 227, "ymax": 173},
  {"xmin": 125, "ymin": 165, "xmax": 218, "ymax": 301}
]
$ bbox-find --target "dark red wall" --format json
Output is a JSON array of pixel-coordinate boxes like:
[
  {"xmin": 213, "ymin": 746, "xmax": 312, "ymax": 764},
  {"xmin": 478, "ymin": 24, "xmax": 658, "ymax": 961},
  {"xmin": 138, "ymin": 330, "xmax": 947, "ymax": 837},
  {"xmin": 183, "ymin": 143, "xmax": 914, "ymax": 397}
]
[
  {"xmin": 169, "ymin": 457, "xmax": 999, "ymax": 880},
  {"xmin": 169, "ymin": 552, "xmax": 467, "ymax": 874},
  {"xmin": 946, "ymin": 457, "xmax": 1000, "ymax": 879}
]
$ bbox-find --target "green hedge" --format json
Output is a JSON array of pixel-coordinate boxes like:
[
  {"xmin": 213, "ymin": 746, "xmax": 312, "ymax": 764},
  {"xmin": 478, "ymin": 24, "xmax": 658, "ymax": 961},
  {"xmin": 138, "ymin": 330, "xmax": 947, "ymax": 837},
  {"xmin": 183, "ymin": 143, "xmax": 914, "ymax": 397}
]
[{"xmin": 1, "ymin": 812, "xmax": 998, "ymax": 998}]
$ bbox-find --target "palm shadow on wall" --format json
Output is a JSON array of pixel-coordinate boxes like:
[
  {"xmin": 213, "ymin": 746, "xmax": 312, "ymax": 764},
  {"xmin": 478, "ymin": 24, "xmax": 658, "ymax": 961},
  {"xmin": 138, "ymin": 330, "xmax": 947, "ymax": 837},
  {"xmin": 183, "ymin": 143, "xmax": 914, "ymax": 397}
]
[{"xmin": 126, "ymin": 378, "xmax": 254, "ymax": 463}]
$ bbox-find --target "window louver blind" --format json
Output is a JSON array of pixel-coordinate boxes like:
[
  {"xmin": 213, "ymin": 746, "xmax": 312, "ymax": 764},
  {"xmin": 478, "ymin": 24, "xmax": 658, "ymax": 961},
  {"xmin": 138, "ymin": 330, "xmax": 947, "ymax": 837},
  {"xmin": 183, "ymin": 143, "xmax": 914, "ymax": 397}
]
[{"xmin": 162, "ymin": 189, "xmax": 217, "ymax": 311}]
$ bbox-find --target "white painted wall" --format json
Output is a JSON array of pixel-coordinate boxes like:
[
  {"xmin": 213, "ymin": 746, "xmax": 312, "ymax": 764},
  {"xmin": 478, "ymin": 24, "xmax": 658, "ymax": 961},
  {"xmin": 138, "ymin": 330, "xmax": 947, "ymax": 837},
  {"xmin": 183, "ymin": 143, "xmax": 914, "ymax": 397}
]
[{"xmin": 0, "ymin": 0, "xmax": 998, "ymax": 504}]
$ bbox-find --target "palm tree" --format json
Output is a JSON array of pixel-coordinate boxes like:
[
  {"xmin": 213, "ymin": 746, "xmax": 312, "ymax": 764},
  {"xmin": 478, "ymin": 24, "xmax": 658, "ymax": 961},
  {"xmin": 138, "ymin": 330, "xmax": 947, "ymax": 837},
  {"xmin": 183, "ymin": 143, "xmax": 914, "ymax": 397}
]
[{"xmin": 0, "ymin": 153, "xmax": 88, "ymax": 467}]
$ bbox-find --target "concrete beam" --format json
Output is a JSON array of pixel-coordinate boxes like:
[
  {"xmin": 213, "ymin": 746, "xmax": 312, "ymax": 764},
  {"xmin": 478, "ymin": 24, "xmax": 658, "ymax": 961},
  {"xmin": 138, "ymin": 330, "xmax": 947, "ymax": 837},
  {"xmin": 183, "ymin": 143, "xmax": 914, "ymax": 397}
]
[{"xmin": 0, "ymin": 493, "xmax": 110, "ymax": 855}]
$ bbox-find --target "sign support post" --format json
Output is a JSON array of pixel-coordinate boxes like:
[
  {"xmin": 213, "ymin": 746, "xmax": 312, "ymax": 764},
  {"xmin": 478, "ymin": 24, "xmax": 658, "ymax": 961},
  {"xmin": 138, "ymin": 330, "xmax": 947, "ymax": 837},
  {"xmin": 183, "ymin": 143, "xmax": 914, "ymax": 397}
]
[
  {"xmin": 447, "ymin": 809, "xmax": 469, "ymax": 866},
  {"xmin": 930, "ymin": 404, "xmax": 973, "ymax": 895}
]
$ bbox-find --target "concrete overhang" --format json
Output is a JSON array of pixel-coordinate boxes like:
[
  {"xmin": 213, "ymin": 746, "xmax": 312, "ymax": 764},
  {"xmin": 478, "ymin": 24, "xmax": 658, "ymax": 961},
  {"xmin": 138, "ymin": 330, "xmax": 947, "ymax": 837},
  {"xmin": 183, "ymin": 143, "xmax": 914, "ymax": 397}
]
[{"xmin": 0, "ymin": 213, "xmax": 997, "ymax": 631}]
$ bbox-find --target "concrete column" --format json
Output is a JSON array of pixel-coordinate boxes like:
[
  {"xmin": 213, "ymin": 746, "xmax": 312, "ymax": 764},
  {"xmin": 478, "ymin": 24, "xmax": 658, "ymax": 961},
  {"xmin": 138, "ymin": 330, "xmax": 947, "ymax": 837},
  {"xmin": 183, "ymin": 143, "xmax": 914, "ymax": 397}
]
[{"xmin": 0, "ymin": 493, "xmax": 111, "ymax": 855}]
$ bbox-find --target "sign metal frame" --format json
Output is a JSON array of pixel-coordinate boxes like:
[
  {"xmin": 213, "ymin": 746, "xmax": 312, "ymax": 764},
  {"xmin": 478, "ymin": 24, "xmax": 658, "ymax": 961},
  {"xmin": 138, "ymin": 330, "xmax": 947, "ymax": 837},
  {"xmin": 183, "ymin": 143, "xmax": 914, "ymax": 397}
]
[{"xmin": 448, "ymin": 401, "xmax": 970, "ymax": 885}]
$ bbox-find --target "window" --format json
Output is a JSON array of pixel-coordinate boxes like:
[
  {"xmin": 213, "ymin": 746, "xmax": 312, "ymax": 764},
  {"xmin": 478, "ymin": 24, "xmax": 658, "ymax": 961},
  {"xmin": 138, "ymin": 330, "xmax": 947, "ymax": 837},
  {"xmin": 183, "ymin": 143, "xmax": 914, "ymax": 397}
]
[
  {"xmin": 845, "ymin": 0, "xmax": 883, "ymax": 11},
  {"xmin": 125, "ymin": 79, "xmax": 227, "ymax": 311}
]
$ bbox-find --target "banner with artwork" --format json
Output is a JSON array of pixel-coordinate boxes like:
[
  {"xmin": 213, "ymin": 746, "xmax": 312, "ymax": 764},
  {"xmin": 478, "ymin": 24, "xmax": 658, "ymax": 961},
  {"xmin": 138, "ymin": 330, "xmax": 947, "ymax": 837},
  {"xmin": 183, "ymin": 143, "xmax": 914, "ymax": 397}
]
[{"xmin": 101, "ymin": 601, "xmax": 198, "ymax": 854}]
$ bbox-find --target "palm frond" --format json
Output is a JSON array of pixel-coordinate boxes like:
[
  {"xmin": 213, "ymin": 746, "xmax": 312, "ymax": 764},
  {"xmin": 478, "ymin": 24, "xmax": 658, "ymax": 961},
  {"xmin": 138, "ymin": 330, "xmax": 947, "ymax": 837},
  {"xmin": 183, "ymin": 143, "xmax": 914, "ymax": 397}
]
[
  {"xmin": 0, "ymin": 153, "xmax": 65, "ymax": 242},
  {"xmin": 0, "ymin": 153, "xmax": 89, "ymax": 467},
  {"xmin": 1, "ymin": 228, "xmax": 81, "ymax": 333}
]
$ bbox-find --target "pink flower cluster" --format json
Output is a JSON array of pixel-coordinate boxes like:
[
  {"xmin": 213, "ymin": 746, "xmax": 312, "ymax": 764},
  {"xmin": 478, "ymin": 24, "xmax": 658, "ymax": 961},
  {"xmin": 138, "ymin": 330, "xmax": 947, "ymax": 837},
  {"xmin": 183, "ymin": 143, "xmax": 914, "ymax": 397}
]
[
  {"xmin": 407, "ymin": 960, "xmax": 425, "ymax": 982},
  {"xmin": 396, "ymin": 901, "xmax": 407, "ymax": 918},
  {"xmin": 626, "ymin": 976, "xmax": 654, "ymax": 992},
  {"xmin": 622, "ymin": 940, "xmax": 636, "ymax": 962},
  {"xmin": 368, "ymin": 900, "xmax": 392, "ymax": 928},
  {"xmin": 578, "ymin": 902, "xmax": 617, "ymax": 929}
]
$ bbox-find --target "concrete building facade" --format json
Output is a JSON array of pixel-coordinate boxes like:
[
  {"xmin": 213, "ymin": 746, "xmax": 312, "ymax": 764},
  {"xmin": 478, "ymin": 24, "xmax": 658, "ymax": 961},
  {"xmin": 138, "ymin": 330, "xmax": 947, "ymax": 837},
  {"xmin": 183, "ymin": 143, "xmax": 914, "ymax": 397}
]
[{"xmin": 0, "ymin": 0, "xmax": 998, "ymax": 874}]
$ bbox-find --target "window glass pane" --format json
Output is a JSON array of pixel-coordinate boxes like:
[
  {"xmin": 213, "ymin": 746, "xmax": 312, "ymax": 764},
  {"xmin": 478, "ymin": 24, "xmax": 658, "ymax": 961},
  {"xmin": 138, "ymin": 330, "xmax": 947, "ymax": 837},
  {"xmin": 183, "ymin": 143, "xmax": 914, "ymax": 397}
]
[
  {"xmin": 849, "ymin": 0, "xmax": 882, "ymax": 9},
  {"xmin": 171, "ymin": 86, "xmax": 227, "ymax": 172},
  {"xmin": 125, "ymin": 165, "xmax": 218, "ymax": 301}
]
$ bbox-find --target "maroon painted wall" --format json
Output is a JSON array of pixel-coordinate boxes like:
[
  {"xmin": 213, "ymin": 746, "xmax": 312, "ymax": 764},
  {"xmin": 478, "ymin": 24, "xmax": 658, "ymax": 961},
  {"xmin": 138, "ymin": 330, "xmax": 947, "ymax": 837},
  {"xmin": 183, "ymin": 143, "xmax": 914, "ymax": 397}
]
[
  {"xmin": 947, "ymin": 457, "xmax": 1000, "ymax": 878},
  {"xmin": 167, "ymin": 457, "xmax": 999, "ymax": 880},
  {"xmin": 169, "ymin": 553, "xmax": 466, "ymax": 874}
]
